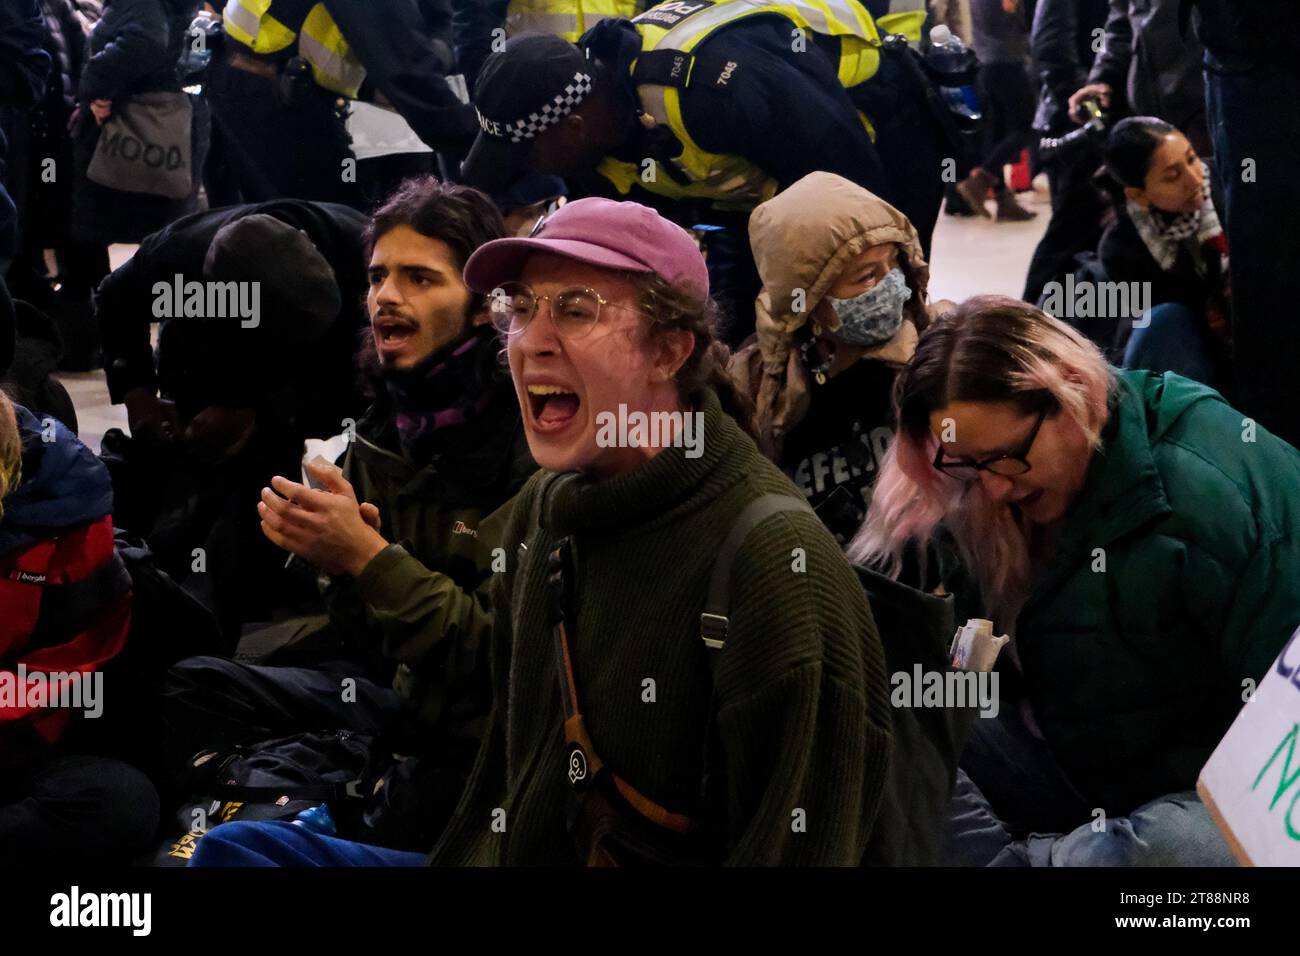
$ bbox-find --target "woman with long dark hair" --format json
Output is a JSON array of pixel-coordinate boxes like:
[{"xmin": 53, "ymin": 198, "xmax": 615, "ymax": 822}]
[{"xmin": 1099, "ymin": 117, "xmax": 1232, "ymax": 394}]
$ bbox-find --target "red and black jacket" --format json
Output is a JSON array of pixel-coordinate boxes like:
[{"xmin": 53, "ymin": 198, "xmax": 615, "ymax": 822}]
[{"xmin": 1, "ymin": 405, "xmax": 131, "ymax": 750}]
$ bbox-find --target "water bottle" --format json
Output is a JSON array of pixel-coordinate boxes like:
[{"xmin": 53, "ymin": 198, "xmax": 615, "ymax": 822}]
[
  {"xmin": 927, "ymin": 24, "xmax": 982, "ymax": 123},
  {"xmin": 177, "ymin": 12, "xmax": 218, "ymax": 88},
  {"xmin": 291, "ymin": 804, "xmax": 337, "ymax": 836}
]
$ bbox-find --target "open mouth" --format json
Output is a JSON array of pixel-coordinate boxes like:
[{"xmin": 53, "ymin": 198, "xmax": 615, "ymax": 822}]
[
  {"xmin": 1014, "ymin": 489, "xmax": 1045, "ymax": 511},
  {"xmin": 525, "ymin": 383, "xmax": 581, "ymax": 433},
  {"xmin": 374, "ymin": 315, "xmax": 419, "ymax": 352}
]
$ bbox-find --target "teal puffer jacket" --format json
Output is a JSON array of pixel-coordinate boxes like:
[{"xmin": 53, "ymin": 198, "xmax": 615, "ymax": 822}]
[{"xmin": 1015, "ymin": 369, "xmax": 1300, "ymax": 814}]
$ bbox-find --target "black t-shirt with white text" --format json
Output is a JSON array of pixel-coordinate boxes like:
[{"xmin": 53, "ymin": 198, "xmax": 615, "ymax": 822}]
[{"xmin": 779, "ymin": 358, "xmax": 898, "ymax": 546}]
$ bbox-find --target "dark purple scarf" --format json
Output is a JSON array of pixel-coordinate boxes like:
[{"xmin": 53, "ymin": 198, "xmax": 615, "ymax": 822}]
[{"xmin": 384, "ymin": 329, "xmax": 497, "ymax": 465}]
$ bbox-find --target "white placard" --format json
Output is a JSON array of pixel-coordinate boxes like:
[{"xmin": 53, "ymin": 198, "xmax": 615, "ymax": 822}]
[{"xmin": 1198, "ymin": 625, "xmax": 1300, "ymax": 866}]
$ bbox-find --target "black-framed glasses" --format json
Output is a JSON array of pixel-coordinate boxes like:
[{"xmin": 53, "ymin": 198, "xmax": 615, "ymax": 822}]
[
  {"xmin": 933, "ymin": 408, "xmax": 1049, "ymax": 480},
  {"xmin": 488, "ymin": 280, "xmax": 641, "ymax": 341}
]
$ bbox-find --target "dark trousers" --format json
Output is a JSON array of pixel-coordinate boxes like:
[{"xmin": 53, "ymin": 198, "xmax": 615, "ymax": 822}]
[
  {"xmin": 1022, "ymin": 145, "xmax": 1107, "ymax": 303},
  {"xmin": 1207, "ymin": 62, "xmax": 1300, "ymax": 449},
  {"xmin": 5, "ymin": 117, "xmax": 111, "ymax": 369},
  {"xmin": 205, "ymin": 57, "xmax": 364, "ymax": 209},
  {"xmin": 977, "ymin": 61, "xmax": 1037, "ymax": 180},
  {"xmin": 0, "ymin": 755, "xmax": 160, "ymax": 864},
  {"xmin": 1122, "ymin": 302, "xmax": 1226, "ymax": 393}
]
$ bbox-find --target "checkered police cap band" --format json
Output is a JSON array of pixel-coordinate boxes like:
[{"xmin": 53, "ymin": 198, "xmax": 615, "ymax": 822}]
[{"xmin": 477, "ymin": 72, "xmax": 594, "ymax": 143}]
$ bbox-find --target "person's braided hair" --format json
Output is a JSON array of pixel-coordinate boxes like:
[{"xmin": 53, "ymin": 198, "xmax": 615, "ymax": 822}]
[
  {"xmin": 0, "ymin": 391, "xmax": 22, "ymax": 523},
  {"xmin": 633, "ymin": 273, "xmax": 757, "ymax": 440}
]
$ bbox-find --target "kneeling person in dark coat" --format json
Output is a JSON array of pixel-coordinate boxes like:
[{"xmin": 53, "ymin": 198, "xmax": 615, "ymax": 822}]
[
  {"xmin": 166, "ymin": 179, "xmax": 535, "ymax": 852},
  {"xmin": 95, "ymin": 199, "xmax": 371, "ymax": 637}
]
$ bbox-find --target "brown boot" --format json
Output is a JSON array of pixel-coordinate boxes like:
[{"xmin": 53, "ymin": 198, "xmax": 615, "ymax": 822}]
[
  {"xmin": 955, "ymin": 167, "xmax": 996, "ymax": 219},
  {"xmin": 994, "ymin": 188, "xmax": 1038, "ymax": 222}
]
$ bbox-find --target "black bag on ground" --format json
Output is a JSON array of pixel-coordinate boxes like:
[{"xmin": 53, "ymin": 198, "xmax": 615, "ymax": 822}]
[
  {"xmin": 855, "ymin": 563, "xmax": 980, "ymax": 866},
  {"xmin": 153, "ymin": 730, "xmax": 383, "ymax": 866}
]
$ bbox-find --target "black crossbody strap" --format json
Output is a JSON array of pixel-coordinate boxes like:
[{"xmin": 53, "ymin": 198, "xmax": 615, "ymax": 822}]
[{"xmin": 548, "ymin": 538, "xmax": 581, "ymax": 723}]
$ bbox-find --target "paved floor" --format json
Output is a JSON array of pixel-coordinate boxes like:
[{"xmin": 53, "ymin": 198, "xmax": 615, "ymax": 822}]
[{"xmin": 56, "ymin": 187, "xmax": 1051, "ymax": 453}]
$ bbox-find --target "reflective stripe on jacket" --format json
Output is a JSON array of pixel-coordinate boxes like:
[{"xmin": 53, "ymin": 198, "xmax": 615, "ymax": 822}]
[
  {"xmin": 506, "ymin": 0, "xmax": 644, "ymax": 43},
  {"xmin": 595, "ymin": 0, "xmax": 924, "ymax": 204},
  {"xmin": 222, "ymin": 0, "xmax": 366, "ymax": 97}
]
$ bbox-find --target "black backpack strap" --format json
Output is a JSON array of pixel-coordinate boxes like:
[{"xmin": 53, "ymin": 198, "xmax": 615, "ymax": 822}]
[
  {"xmin": 695, "ymin": 493, "xmax": 812, "ymax": 818},
  {"xmin": 700, "ymin": 494, "xmax": 814, "ymax": 654}
]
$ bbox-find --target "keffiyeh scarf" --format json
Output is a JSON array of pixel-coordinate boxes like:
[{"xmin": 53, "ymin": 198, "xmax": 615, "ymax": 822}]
[{"xmin": 1127, "ymin": 161, "xmax": 1225, "ymax": 275}]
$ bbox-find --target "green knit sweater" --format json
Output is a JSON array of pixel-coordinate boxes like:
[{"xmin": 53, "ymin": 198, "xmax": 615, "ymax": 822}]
[{"xmin": 429, "ymin": 390, "xmax": 892, "ymax": 865}]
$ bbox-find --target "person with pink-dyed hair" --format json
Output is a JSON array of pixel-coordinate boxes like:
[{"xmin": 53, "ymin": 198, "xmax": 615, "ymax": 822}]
[{"xmin": 851, "ymin": 294, "xmax": 1300, "ymax": 866}]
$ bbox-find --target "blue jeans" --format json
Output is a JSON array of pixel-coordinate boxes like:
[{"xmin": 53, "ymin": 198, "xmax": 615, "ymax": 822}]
[
  {"xmin": 188, "ymin": 820, "xmax": 427, "ymax": 867},
  {"xmin": 944, "ymin": 709, "xmax": 1235, "ymax": 867},
  {"xmin": 1123, "ymin": 303, "xmax": 1219, "ymax": 389}
]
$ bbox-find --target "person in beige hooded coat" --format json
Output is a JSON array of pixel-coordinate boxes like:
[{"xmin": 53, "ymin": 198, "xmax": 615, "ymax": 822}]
[{"xmin": 731, "ymin": 171, "xmax": 950, "ymax": 544}]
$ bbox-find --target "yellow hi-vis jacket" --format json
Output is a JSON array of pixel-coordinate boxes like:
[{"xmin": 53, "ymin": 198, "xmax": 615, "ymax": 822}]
[
  {"xmin": 505, "ymin": 0, "xmax": 646, "ymax": 43},
  {"xmin": 222, "ymin": 0, "xmax": 365, "ymax": 98},
  {"xmin": 595, "ymin": 0, "xmax": 925, "ymax": 206}
]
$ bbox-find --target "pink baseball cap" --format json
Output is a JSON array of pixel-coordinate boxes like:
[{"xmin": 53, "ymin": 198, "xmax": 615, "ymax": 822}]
[{"xmin": 463, "ymin": 197, "xmax": 710, "ymax": 301}]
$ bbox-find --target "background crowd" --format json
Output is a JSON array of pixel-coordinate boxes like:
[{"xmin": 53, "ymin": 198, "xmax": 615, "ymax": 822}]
[{"xmin": 1, "ymin": 0, "xmax": 1298, "ymax": 868}]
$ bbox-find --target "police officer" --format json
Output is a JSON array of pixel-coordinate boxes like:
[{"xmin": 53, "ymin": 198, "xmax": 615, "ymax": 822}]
[
  {"xmin": 461, "ymin": 0, "xmax": 948, "ymax": 343},
  {"xmin": 209, "ymin": 0, "xmax": 478, "ymax": 206},
  {"xmin": 456, "ymin": 0, "xmax": 648, "ymax": 98}
]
